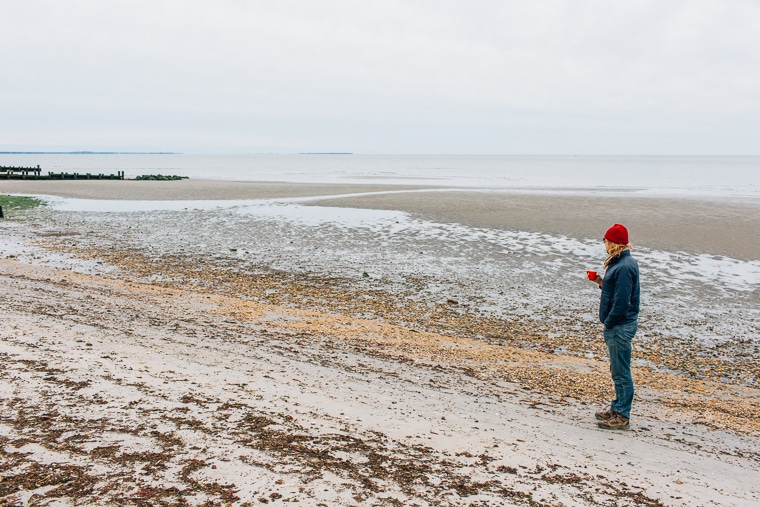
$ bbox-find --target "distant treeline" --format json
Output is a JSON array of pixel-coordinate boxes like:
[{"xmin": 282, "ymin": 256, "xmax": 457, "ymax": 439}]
[{"xmin": 0, "ymin": 151, "xmax": 178, "ymax": 155}]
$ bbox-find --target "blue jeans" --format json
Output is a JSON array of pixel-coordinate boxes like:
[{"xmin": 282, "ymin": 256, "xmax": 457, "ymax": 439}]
[{"xmin": 603, "ymin": 320, "xmax": 637, "ymax": 419}]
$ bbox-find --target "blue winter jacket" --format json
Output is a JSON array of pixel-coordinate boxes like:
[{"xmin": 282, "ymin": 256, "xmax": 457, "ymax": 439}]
[{"xmin": 599, "ymin": 250, "xmax": 640, "ymax": 328}]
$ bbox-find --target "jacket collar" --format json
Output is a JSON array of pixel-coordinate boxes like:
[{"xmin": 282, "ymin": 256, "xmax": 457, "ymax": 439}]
[{"xmin": 608, "ymin": 249, "xmax": 631, "ymax": 266}]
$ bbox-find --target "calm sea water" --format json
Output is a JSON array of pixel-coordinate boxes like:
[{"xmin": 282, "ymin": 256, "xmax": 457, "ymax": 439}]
[{"xmin": 3, "ymin": 154, "xmax": 760, "ymax": 199}]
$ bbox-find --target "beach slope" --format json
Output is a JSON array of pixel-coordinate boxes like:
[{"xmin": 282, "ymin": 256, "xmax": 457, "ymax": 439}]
[{"xmin": 1, "ymin": 257, "xmax": 758, "ymax": 506}]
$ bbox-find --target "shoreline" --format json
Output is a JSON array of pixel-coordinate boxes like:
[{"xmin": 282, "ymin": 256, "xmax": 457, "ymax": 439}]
[
  {"xmin": 3, "ymin": 178, "xmax": 760, "ymax": 259},
  {"xmin": 0, "ymin": 178, "xmax": 431, "ymax": 200},
  {"xmin": 310, "ymin": 190, "xmax": 760, "ymax": 261}
]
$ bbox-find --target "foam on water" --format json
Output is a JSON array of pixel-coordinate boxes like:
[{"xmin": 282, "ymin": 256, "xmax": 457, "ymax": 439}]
[{"xmin": 43, "ymin": 195, "xmax": 256, "ymax": 213}]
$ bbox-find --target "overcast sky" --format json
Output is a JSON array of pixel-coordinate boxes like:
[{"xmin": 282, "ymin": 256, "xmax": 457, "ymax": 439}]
[{"xmin": 2, "ymin": 1, "xmax": 759, "ymax": 154}]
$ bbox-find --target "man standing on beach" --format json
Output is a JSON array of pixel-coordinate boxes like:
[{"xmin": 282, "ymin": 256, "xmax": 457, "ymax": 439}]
[{"xmin": 589, "ymin": 224, "xmax": 640, "ymax": 430}]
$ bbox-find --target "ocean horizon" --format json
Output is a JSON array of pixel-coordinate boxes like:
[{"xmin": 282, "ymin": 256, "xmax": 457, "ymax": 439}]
[{"xmin": 2, "ymin": 153, "xmax": 760, "ymax": 200}]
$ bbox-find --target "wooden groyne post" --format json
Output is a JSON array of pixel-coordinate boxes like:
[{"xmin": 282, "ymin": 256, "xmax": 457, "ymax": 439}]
[
  {"xmin": 0, "ymin": 165, "xmax": 42, "ymax": 179},
  {"xmin": 0, "ymin": 167, "xmax": 125, "ymax": 180}
]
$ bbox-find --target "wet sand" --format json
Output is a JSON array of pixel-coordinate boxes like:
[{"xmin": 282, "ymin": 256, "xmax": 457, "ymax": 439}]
[
  {"xmin": 1, "ymin": 178, "xmax": 425, "ymax": 201},
  {"xmin": 4, "ymin": 178, "xmax": 759, "ymax": 259},
  {"xmin": 312, "ymin": 191, "xmax": 760, "ymax": 261}
]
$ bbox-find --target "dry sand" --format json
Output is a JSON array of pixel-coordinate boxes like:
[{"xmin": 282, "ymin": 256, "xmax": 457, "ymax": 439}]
[
  {"xmin": 2, "ymin": 179, "xmax": 759, "ymax": 506},
  {"xmin": 1, "ymin": 259, "xmax": 758, "ymax": 506}
]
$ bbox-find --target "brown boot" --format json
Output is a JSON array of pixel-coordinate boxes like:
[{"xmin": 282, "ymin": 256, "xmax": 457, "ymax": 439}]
[
  {"xmin": 598, "ymin": 413, "xmax": 629, "ymax": 430},
  {"xmin": 595, "ymin": 408, "xmax": 615, "ymax": 421}
]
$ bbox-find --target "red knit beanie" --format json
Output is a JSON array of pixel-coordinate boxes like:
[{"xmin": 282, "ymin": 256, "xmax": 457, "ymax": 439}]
[{"xmin": 604, "ymin": 223, "xmax": 629, "ymax": 244}]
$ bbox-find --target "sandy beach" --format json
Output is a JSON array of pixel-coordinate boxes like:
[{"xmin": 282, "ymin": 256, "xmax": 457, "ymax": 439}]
[
  {"xmin": 2, "ymin": 180, "xmax": 759, "ymax": 506},
  {"xmin": 5, "ymin": 178, "xmax": 760, "ymax": 260},
  {"xmin": 1, "ymin": 179, "xmax": 426, "ymax": 203}
]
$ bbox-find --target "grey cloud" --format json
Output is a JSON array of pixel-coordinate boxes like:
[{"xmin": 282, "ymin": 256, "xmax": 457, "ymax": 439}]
[{"xmin": 2, "ymin": 0, "xmax": 759, "ymax": 153}]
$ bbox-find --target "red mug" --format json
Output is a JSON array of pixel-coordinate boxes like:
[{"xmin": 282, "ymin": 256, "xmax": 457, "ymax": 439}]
[{"xmin": 586, "ymin": 270, "xmax": 598, "ymax": 281}]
